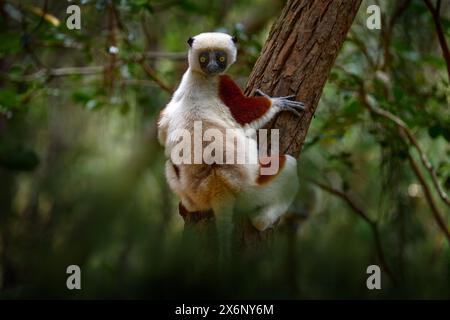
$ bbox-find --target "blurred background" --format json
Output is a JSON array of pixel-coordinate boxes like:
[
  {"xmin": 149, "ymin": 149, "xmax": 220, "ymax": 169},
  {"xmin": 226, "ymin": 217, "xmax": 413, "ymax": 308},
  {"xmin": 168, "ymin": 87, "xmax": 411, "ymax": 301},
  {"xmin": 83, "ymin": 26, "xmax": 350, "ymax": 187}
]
[{"xmin": 0, "ymin": 0, "xmax": 449, "ymax": 299}]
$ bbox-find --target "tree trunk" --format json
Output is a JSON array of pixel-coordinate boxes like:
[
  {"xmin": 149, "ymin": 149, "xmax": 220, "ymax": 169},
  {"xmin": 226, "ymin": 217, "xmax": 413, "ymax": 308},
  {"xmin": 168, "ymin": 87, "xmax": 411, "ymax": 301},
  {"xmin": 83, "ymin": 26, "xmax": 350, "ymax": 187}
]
[
  {"xmin": 245, "ymin": 0, "xmax": 362, "ymax": 155},
  {"xmin": 180, "ymin": 0, "xmax": 363, "ymax": 246}
]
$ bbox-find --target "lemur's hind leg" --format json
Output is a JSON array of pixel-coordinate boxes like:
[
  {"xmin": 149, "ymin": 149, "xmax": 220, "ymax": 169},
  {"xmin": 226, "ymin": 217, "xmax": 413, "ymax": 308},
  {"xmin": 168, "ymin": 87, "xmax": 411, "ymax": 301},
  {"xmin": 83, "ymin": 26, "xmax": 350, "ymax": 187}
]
[
  {"xmin": 247, "ymin": 154, "xmax": 299, "ymax": 231},
  {"xmin": 251, "ymin": 204, "xmax": 288, "ymax": 231}
]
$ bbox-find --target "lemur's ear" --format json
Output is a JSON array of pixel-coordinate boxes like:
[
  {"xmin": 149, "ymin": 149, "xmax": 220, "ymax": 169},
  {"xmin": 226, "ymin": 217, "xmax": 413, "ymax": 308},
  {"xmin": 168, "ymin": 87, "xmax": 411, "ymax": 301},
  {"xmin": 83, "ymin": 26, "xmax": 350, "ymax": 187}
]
[
  {"xmin": 187, "ymin": 37, "xmax": 194, "ymax": 47},
  {"xmin": 231, "ymin": 36, "xmax": 238, "ymax": 43}
]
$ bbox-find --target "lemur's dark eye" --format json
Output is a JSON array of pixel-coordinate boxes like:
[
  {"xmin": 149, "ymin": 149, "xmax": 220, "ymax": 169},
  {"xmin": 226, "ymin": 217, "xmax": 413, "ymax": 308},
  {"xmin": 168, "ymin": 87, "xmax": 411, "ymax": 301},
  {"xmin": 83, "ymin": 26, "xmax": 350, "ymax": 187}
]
[
  {"xmin": 198, "ymin": 52, "xmax": 209, "ymax": 65},
  {"xmin": 215, "ymin": 51, "xmax": 227, "ymax": 66}
]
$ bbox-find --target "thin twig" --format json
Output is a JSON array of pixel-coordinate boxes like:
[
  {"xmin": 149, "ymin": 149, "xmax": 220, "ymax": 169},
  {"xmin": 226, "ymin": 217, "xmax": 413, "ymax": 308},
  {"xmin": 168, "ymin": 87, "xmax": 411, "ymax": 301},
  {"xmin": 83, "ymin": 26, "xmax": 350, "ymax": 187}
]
[
  {"xmin": 381, "ymin": 0, "xmax": 411, "ymax": 70},
  {"xmin": 3, "ymin": 50, "xmax": 184, "ymax": 82},
  {"xmin": 337, "ymin": 24, "xmax": 450, "ymax": 242},
  {"xmin": 4, "ymin": 60, "xmax": 174, "ymax": 94},
  {"xmin": 137, "ymin": 56, "xmax": 173, "ymax": 93},
  {"xmin": 423, "ymin": 0, "xmax": 450, "ymax": 80},
  {"xmin": 20, "ymin": 66, "xmax": 106, "ymax": 81},
  {"xmin": 407, "ymin": 154, "xmax": 450, "ymax": 243},
  {"xmin": 359, "ymin": 90, "xmax": 450, "ymax": 208},
  {"xmin": 348, "ymin": 32, "xmax": 376, "ymax": 68},
  {"xmin": 111, "ymin": 5, "xmax": 174, "ymax": 94},
  {"xmin": 308, "ymin": 178, "xmax": 396, "ymax": 282},
  {"xmin": 104, "ymin": 2, "xmax": 118, "ymax": 93},
  {"xmin": 143, "ymin": 51, "xmax": 186, "ymax": 60},
  {"xmin": 29, "ymin": 0, "xmax": 49, "ymax": 34},
  {"xmin": 309, "ymin": 179, "xmax": 373, "ymax": 224},
  {"xmin": 357, "ymin": 91, "xmax": 450, "ymax": 243},
  {"xmin": 337, "ymin": 67, "xmax": 450, "ymax": 209},
  {"xmin": 344, "ymin": 3, "xmax": 450, "ymax": 212}
]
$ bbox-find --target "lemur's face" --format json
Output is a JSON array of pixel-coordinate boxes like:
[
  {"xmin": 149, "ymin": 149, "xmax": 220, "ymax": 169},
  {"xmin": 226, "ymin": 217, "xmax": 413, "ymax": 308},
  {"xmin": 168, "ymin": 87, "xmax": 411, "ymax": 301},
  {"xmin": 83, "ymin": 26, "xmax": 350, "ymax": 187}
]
[
  {"xmin": 197, "ymin": 50, "xmax": 228, "ymax": 75},
  {"xmin": 187, "ymin": 32, "xmax": 237, "ymax": 76}
]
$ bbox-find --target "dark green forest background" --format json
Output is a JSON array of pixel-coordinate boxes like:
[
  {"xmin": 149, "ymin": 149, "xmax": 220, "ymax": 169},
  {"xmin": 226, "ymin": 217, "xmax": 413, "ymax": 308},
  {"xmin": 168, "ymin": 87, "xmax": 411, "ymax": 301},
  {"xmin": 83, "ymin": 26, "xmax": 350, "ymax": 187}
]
[{"xmin": 0, "ymin": 0, "xmax": 449, "ymax": 299}]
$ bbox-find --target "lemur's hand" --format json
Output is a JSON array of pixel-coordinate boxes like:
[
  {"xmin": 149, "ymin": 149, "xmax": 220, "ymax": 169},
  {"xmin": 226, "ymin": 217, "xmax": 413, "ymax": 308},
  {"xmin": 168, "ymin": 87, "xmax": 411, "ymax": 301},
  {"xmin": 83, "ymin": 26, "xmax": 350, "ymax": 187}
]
[{"xmin": 255, "ymin": 89, "xmax": 305, "ymax": 117}]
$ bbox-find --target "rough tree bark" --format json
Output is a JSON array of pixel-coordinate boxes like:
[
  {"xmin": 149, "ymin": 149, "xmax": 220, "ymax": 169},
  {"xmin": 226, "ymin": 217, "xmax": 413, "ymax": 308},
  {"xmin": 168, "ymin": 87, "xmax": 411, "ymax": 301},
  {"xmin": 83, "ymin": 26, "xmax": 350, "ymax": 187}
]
[{"xmin": 180, "ymin": 0, "xmax": 363, "ymax": 248}]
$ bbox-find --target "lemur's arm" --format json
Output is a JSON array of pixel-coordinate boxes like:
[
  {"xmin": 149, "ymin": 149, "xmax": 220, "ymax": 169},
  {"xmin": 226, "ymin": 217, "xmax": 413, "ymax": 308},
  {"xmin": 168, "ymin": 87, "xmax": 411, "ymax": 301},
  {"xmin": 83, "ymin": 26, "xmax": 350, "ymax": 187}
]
[{"xmin": 218, "ymin": 75, "xmax": 305, "ymax": 128}]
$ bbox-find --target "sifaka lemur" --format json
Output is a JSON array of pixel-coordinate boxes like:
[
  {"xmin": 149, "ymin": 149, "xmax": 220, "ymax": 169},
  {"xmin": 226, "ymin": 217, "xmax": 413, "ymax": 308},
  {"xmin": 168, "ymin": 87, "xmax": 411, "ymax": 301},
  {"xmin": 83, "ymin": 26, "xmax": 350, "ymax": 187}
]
[{"xmin": 158, "ymin": 32, "xmax": 305, "ymax": 256}]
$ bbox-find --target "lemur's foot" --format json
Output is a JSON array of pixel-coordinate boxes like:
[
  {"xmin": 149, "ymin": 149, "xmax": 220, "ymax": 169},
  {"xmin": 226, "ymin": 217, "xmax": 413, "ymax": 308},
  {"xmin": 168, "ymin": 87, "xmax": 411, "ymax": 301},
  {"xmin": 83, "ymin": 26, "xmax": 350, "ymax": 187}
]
[
  {"xmin": 255, "ymin": 89, "xmax": 269, "ymax": 97},
  {"xmin": 276, "ymin": 98, "xmax": 305, "ymax": 117},
  {"xmin": 255, "ymin": 89, "xmax": 305, "ymax": 117},
  {"xmin": 251, "ymin": 215, "xmax": 273, "ymax": 231}
]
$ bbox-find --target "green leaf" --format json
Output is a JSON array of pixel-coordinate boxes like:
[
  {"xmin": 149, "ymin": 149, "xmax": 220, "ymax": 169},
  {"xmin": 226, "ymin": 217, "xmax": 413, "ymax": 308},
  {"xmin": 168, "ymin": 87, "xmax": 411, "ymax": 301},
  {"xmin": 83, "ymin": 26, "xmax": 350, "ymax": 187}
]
[
  {"xmin": 445, "ymin": 176, "xmax": 450, "ymax": 191},
  {"xmin": 393, "ymin": 86, "xmax": 404, "ymax": 102},
  {"xmin": 72, "ymin": 87, "xmax": 97, "ymax": 104},
  {"xmin": 0, "ymin": 32, "xmax": 21, "ymax": 57},
  {"xmin": 442, "ymin": 127, "xmax": 450, "ymax": 143},
  {"xmin": 428, "ymin": 125, "xmax": 442, "ymax": 139},
  {"xmin": 0, "ymin": 88, "xmax": 20, "ymax": 110},
  {"xmin": 0, "ymin": 144, "xmax": 39, "ymax": 171}
]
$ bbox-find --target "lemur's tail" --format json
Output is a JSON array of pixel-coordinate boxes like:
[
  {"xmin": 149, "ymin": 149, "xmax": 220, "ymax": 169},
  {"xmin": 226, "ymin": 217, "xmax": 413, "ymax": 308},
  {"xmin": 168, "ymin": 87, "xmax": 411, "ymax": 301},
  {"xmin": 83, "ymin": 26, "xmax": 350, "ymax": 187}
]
[{"xmin": 212, "ymin": 195, "xmax": 235, "ymax": 263}]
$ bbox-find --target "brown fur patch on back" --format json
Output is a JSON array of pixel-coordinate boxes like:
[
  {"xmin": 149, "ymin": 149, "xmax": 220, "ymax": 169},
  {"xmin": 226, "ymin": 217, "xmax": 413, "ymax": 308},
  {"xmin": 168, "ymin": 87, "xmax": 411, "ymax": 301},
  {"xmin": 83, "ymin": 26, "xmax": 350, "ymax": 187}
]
[{"xmin": 218, "ymin": 75, "xmax": 271, "ymax": 125}]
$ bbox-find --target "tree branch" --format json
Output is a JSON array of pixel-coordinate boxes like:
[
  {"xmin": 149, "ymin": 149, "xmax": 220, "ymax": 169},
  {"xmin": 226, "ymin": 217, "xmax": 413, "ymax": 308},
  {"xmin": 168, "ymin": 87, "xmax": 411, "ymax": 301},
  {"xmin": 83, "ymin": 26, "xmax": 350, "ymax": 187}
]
[
  {"xmin": 423, "ymin": 0, "xmax": 450, "ymax": 80},
  {"xmin": 137, "ymin": 57, "xmax": 173, "ymax": 94},
  {"xmin": 355, "ymin": 87, "xmax": 450, "ymax": 243},
  {"xmin": 335, "ymin": 10, "xmax": 450, "ymax": 243},
  {"xmin": 309, "ymin": 178, "xmax": 395, "ymax": 282},
  {"xmin": 358, "ymin": 87, "xmax": 450, "ymax": 209},
  {"xmin": 143, "ymin": 51, "xmax": 186, "ymax": 60},
  {"xmin": 337, "ymin": 65, "xmax": 450, "ymax": 210},
  {"xmin": 4, "ymin": 53, "xmax": 177, "ymax": 94},
  {"xmin": 381, "ymin": 0, "xmax": 412, "ymax": 70},
  {"xmin": 407, "ymin": 153, "xmax": 450, "ymax": 242}
]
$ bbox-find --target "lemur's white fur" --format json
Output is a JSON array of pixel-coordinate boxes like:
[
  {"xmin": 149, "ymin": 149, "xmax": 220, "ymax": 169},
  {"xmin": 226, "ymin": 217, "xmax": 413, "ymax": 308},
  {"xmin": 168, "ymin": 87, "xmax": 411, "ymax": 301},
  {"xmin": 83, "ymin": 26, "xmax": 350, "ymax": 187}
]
[{"xmin": 158, "ymin": 32, "xmax": 299, "ymax": 245}]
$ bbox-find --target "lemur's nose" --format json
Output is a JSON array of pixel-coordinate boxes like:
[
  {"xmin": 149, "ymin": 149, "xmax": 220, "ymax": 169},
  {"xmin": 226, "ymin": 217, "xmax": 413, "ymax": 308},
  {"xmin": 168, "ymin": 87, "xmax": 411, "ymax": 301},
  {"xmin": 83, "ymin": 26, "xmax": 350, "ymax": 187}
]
[{"xmin": 206, "ymin": 61, "xmax": 221, "ymax": 74}]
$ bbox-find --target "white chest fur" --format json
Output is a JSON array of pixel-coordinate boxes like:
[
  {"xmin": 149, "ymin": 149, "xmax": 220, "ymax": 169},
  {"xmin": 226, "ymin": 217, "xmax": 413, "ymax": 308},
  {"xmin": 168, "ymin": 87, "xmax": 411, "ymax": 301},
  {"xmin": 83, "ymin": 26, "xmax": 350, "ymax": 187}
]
[{"xmin": 161, "ymin": 69, "xmax": 238, "ymax": 148}]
